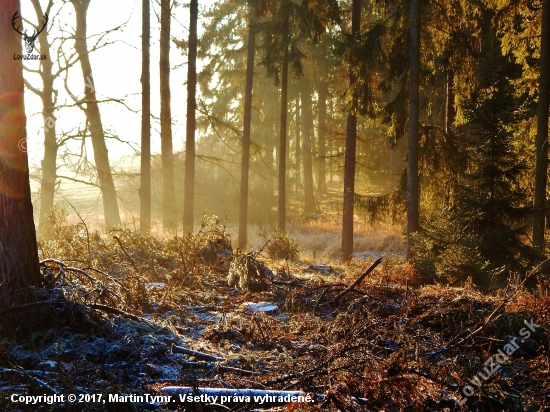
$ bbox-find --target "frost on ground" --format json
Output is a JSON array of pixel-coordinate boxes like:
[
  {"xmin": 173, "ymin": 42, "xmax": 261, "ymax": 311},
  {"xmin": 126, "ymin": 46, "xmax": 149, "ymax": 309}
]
[{"xmin": 1, "ymin": 217, "xmax": 549, "ymax": 411}]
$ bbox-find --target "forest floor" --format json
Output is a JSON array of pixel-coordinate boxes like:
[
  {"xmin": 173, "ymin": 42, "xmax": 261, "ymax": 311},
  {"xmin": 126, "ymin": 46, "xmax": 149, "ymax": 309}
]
[{"xmin": 1, "ymin": 214, "xmax": 549, "ymax": 411}]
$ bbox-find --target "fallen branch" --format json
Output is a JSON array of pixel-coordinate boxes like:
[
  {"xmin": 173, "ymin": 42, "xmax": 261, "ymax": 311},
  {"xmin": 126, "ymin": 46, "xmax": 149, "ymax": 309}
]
[
  {"xmin": 322, "ymin": 257, "xmax": 383, "ymax": 306},
  {"xmin": 171, "ymin": 344, "xmax": 225, "ymax": 362},
  {"xmin": 113, "ymin": 235, "xmax": 141, "ymax": 274},
  {"xmin": 0, "ymin": 367, "xmax": 58, "ymax": 395},
  {"xmin": 89, "ymin": 303, "xmax": 146, "ymax": 323},
  {"xmin": 65, "ymin": 266, "xmax": 98, "ymax": 284},
  {"xmin": 424, "ymin": 279, "xmax": 526, "ymax": 359},
  {"xmin": 0, "ymin": 300, "xmax": 55, "ymax": 317},
  {"xmin": 178, "ymin": 361, "xmax": 258, "ymax": 376},
  {"xmin": 0, "ymin": 348, "xmax": 14, "ymax": 368}
]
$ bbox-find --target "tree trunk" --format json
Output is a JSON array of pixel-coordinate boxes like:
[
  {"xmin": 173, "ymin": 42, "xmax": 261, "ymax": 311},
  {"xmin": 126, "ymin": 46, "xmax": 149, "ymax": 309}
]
[
  {"xmin": 444, "ymin": 69, "xmax": 457, "ymax": 208},
  {"xmin": 533, "ymin": 0, "xmax": 550, "ymax": 251},
  {"xmin": 0, "ymin": 1, "xmax": 41, "ymax": 309},
  {"xmin": 406, "ymin": 0, "xmax": 420, "ymax": 257},
  {"xmin": 265, "ymin": 98, "xmax": 277, "ymax": 211},
  {"xmin": 278, "ymin": 1, "xmax": 290, "ymax": 230},
  {"xmin": 28, "ymin": 0, "xmax": 57, "ymax": 232},
  {"xmin": 317, "ymin": 82, "xmax": 327, "ymax": 196},
  {"xmin": 238, "ymin": 0, "xmax": 256, "ymax": 248},
  {"xmin": 183, "ymin": 0, "xmax": 198, "ymax": 233},
  {"xmin": 444, "ymin": 70, "xmax": 455, "ymax": 136},
  {"xmin": 71, "ymin": 0, "xmax": 121, "ymax": 227},
  {"xmin": 301, "ymin": 83, "xmax": 317, "ymax": 213},
  {"xmin": 140, "ymin": 0, "xmax": 151, "ymax": 234},
  {"xmin": 160, "ymin": 0, "xmax": 176, "ymax": 229},
  {"xmin": 342, "ymin": 0, "xmax": 361, "ymax": 261},
  {"xmin": 294, "ymin": 96, "xmax": 301, "ymax": 198}
]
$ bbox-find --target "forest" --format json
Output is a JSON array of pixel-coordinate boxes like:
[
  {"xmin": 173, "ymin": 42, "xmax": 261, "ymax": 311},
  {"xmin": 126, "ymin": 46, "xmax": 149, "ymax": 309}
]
[{"xmin": 2, "ymin": 0, "xmax": 550, "ymax": 410}]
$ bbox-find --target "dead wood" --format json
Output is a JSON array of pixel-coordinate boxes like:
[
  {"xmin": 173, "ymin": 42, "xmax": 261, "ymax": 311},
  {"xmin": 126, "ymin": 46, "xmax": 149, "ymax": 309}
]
[
  {"xmin": 0, "ymin": 367, "xmax": 58, "ymax": 395},
  {"xmin": 322, "ymin": 256, "xmax": 383, "ymax": 305},
  {"xmin": 0, "ymin": 348, "xmax": 14, "ymax": 368},
  {"xmin": 424, "ymin": 279, "xmax": 526, "ymax": 359},
  {"xmin": 178, "ymin": 361, "xmax": 258, "ymax": 376},
  {"xmin": 171, "ymin": 343, "xmax": 225, "ymax": 362},
  {"xmin": 113, "ymin": 235, "xmax": 141, "ymax": 274},
  {"xmin": 89, "ymin": 303, "xmax": 147, "ymax": 323},
  {"xmin": 0, "ymin": 300, "xmax": 55, "ymax": 317}
]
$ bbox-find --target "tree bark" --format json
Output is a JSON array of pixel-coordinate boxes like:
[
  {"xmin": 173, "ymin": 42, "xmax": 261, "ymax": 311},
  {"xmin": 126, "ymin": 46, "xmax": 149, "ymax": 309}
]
[
  {"xmin": 160, "ymin": 0, "xmax": 176, "ymax": 229},
  {"xmin": 300, "ymin": 82, "xmax": 317, "ymax": 213},
  {"xmin": 278, "ymin": 1, "xmax": 290, "ymax": 231},
  {"xmin": 294, "ymin": 96, "xmax": 301, "ymax": 197},
  {"xmin": 317, "ymin": 82, "xmax": 327, "ymax": 196},
  {"xmin": 0, "ymin": 0, "xmax": 41, "ymax": 309},
  {"xmin": 342, "ymin": 0, "xmax": 361, "ymax": 261},
  {"xmin": 238, "ymin": 0, "xmax": 256, "ymax": 248},
  {"xmin": 140, "ymin": 0, "xmax": 151, "ymax": 234},
  {"xmin": 265, "ymin": 98, "xmax": 277, "ymax": 210},
  {"xmin": 406, "ymin": 0, "xmax": 420, "ymax": 257},
  {"xmin": 28, "ymin": 0, "xmax": 57, "ymax": 232},
  {"xmin": 533, "ymin": 0, "xmax": 550, "ymax": 251},
  {"xmin": 444, "ymin": 69, "xmax": 457, "ymax": 207},
  {"xmin": 183, "ymin": 0, "xmax": 198, "ymax": 233},
  {"xmin": 71, "ymin": 0, "xmax": 121, "ymax": 227}
]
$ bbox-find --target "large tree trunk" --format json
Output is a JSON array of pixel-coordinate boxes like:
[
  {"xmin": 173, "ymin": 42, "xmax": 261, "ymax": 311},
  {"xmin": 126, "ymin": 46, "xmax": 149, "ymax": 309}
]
[
  {"xmin": 317, "ymin": 82, "xmax": 327, "ymax": 196},
  {"xmin": 0, "ymin": 1, "xmax": 41, "ymax": 309},
  {"xmin": 278, "ymin": 1, "xmax": 290, "ymax": 230},
  {"xmin": 533, "ymin": 0, "xmax": 550, "ymax": 251},
  {"xmin": 238, "ymin": 0, "xmax": 256, "ymax": 248},
  {"xmin": 406, "ymin": 0, "xmax": 420, "ymax": 257},
  {"xmin": 72, "ymin": 0, "xmax": 121, "ymax": 227},
  {"xmin": 300, "ymin": 83, "xmax": 317, "ymax": 213},
  {"xmin": 28, "ymin": 0, "xmax": 57, "ymax": 232},
  {"xmin": 183, "ymin": 0, "xmax": 198, "ymax": 233},
  {"xmin": 140, "ymin": 0, "xmax": 151, "ymax": 234},
  {"xmin": 160, "ymin": 0, "xmax": 176, "ymax": 229},
  {"xmin": 341, "ymin": 0, "xmax": 361, "ymax": 261}
]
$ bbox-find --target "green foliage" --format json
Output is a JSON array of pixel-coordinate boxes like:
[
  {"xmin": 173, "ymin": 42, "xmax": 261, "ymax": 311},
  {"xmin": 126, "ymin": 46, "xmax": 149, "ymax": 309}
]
[
  {"xmin": 265, "ymin": 227, "xmax": 300, "ymax": 260},
  {"xmin": 354, "ymin": 187, "xmax": 406, "ymax": 224},
  {"xmin": 414, "ymin": 77, "xmax": 541, "ymax": 286},
  {"xmin": 413, "ymin": 215, "xmax": 490, "ymax": 284}
]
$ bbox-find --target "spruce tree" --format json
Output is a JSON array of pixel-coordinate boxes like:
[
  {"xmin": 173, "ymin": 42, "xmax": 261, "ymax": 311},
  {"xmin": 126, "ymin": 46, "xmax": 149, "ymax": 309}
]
[{"xmin": 415, "ymin": 78, "xmax": 541, "ymax": 286}]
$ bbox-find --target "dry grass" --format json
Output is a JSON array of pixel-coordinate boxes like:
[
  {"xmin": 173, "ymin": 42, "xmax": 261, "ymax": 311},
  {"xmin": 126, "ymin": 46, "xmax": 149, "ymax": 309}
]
[{"xmin": 5, "ymin": 210, "xmax": 546, "ymax": 411}]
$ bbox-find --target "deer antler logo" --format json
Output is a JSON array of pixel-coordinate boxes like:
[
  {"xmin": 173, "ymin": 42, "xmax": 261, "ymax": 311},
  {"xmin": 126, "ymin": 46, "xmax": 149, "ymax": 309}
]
[{"xmin": 12, "ymin": 11, "xmax": 49, "ymax": 54}]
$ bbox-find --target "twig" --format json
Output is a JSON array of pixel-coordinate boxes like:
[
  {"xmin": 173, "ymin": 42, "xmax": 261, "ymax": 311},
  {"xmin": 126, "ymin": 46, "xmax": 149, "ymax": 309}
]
[
  {"xmin": 113, "ymin": 235, "xmax": 141, "ymax": 274},
  {"xmin": 65, "ymin": 266, "xmax": 98, "ymax": 284},
  {"xmin": 0, "ymin": 367, "xmax": 58, "ymax": 394},
  {"xmin": 63, "ymin": 197, "xmax": 91, "ymax": 262},
  {"xmin": 0, "ymin": 300, "xmax": 55, "ymax": 317},
  {"xmin": 406, "ymin": 368, "xmax": 459, "ymax": 389},
  {"xmin": 171, "ymin": 344, "xmax": 225, "ymax": 362},
  {"xmin": 322, "ymin": 257, "xmax": 383, "ymax": 306},
  {"xmin": 89, "ymin": 303, "xmax": 145, "ymax": 323},
  {"xmin": 177, "ymin": 361, "xmax": 258, "ymax": 376},
  {"xmin": 424, "ymin": 279, "xmax": 526, "ymax": 359},
  {"xmin": 0, "ymin": 348, "xmax": 14, "ymax": 368}
]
